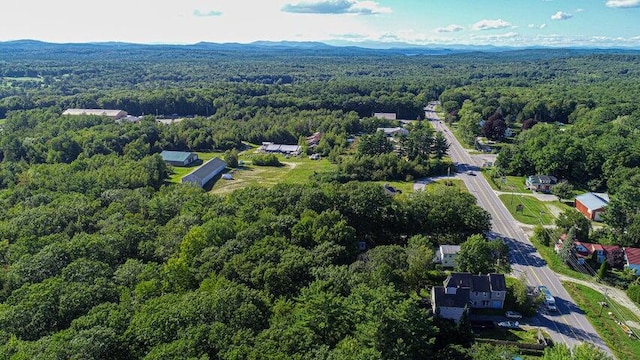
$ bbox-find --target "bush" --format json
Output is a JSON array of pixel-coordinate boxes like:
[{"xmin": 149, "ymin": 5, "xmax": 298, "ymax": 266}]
[
  {"xmin": 251, "ymin": 154, "xmax": 282, "ymax": 167},
  {"xmin": 628, "ymin": 285, "xmax": 640, "ymax": 305}
]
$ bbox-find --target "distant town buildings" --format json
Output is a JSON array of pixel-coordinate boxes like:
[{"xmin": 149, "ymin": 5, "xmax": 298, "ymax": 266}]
[
  {"xmin": 62, "ymin": 108, "xmax": 128, "ymax": 120},
  {"xmin": 374, "ymin": 112, "xmax": 397, "ymax": 120}
]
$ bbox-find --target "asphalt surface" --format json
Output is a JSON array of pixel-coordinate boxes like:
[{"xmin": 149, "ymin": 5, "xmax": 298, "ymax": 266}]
[{"xmin": 425, "ymin": 103, "xmax": 612, "ymax": 356}]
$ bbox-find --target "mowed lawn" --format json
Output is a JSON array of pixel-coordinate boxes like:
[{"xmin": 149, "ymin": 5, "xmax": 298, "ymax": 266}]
[
  {"xmin": 484, "ymin": 173, "xmax": 529, "ymax": 193},
  {"xmin": 499, "ymin": 194, "xmax": 562, "ymax": 226},
  {"xmin": 562, "ymin": 281, "xmax": 640, "ymax": 360},
  {"xmin": 210, "ymin": 154, "xmax": 338, "ymax": 195}
]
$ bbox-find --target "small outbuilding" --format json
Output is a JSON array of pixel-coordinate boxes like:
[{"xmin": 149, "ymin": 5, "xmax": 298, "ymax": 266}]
[
  {"xmin": 182, "ymin": 157, "xmax": 226, "ymax": 188},
  {"xmin": 160, "ymin": 151, "xmax": 199, "ymax": 167},
  {"xmin": 575, "ymin": 192, "xmax": 609, "ymax": 221}
]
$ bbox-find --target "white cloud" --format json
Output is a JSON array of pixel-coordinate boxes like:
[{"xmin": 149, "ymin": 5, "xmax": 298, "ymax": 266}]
[
  {"xmin": 282, "ymin": 0, "xmax": 391, "ymax": 15},
  {"xmin": 605, "ymin": 0, "xmax": 640, "ymax": 8},
  {"xmin": 436, "ymin": 24, "xmax": 464, "ymax": 33},
  {"xmin": 471, "ymin": 19, "xmax": 512, "ymax": 31},
  {"xmin": 551, "ymin": 11, "xmax": 572, "ymax": 20},
  {"xmin": 528, "ymin": 24, "xmax": 547, "ymax": 29},
  {"xmin": 576, "ymin": 8, "xmax": 585, "ymax": 12},
  {"xmin": 540, "ymin": 23, "xmax": 547, "ymax": 29}
]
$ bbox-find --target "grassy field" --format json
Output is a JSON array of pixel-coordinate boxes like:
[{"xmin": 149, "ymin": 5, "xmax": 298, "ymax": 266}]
[
  {"xmin": 562, "ymin": 281, "xmax": 640, "ymax": 360},
  {"xmin": 499, "ymin": 194, "xmax": 557, "ymax": 226},
  {"xmin": 210, "ymin": 154, "xmax": 338, "ymax": 195},
  {"xmin": 475, "ymin": 327, "xmax": 548, "ymax": 344},
  {"xmin": 485, "ymin": 174, "xmax": 529, "ymax": 193}
]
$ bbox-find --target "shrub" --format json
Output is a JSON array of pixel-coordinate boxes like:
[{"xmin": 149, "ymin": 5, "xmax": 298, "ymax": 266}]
[
  {"xmin": 252, "ymin": 154, "xmax": 282, "ymax": 167},
  {"xmin": 628, "ymin": 285, "xmax": 640, "ymax": 305}
]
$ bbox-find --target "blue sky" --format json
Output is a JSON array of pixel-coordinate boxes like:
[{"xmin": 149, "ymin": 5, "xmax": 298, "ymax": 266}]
[{"xmin": 2, "ymin": 0, "xmax": 640, "ymax": 47}]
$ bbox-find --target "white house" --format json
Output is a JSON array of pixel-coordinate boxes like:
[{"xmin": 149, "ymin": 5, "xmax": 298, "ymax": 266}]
[
  {"xmin": 434, "ymin": 245, "xmax": 461, "ymax": 268},
  {"xmin": 431, "ymin": 273, "xmax": 506, "ymax": 322},
  {"xmin": 377, "ymin": 127, "xmax": 409, "ymax": 137},
  {"xmin": 182, "ymin": 157, "xmax": 226, "ymax": 188}
]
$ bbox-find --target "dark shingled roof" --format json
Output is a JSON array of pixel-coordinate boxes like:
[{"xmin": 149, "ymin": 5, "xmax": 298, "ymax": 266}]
[
  {"xmin": 471, "ymin": 275, "xmax": 491, "ymax": 292},
  {"xmin": 489, "ymin": 273, "xmax": 507, "ymax": 292},
  {"xmin": 444, "ymin": 272, "xmax": 472, "ymax": 288},
  {"xmin": 433, "ymin": 287, "xmax": 470, "ymax": 308},
  {"xmin": 443, "ymin": 272, "xmax": 506, "ymax": 293}
]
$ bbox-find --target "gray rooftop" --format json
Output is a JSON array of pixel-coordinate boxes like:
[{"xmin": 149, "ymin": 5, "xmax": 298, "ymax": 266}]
[
  {"xmin": 161, "ymin": 150, "xmax": 195, "ymax": 163},
  {"xmin": 433, "ymin": 287, "xmax": 470, "ymax": 308},
  {"xmin": 440, "ymin": 245, "xmax": 461, "ymax": 255},
  {"xmin": 575, "ymin": 192, "xmax": 609, "ymax": 211},
  {"xmin": 186, "ymin": 157, "xmax": 226, "ymax": 181}
]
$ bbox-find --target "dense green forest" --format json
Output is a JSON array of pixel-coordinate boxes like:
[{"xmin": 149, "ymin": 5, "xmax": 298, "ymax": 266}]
[{"xmin": 0, "ymin": 42, "xmax": 637, "ymax": 358}]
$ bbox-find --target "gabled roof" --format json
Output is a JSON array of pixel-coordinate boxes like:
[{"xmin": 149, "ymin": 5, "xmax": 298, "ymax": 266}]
[
  {"xmin": 575, "ymin": 192, "xmax": 610, "ymax": 211},
  {"xmin": 185, "ymin": 157, "xmax": 226, "ymax": 181},
  {"xmin": 374, "ymin": 112, "xmax": 397, "ymax": 120},
  {"xmin": 62, "ymin": 108, "xmax": 126, "ymax": 117},
  {"xmin": 433, "ymin": 287, "xmax": 470, "ymax": 308},
  {"xmin": 472, "ymin": 276, "xmax": 491, "ymax": 292},
  {"xmin": 443, "ymin": 272, "xmax": 506, "ymax": 293},
  {"xmin": 160, "ymin": 150, "xmax": 195, "ymax": 163},
  {"xmin": 489, "ymin": 273, "xmax": 507, "ymax": 292},
  {"xmin": 602, "ymin": 245, "xmax": 621, "ymax": 253},
  {"xmin": 440, "ymin": 245, "xmax": 461, "ymax": 255},
  {"xmin": 625, "ymin": 247, "xmax": 640, "ymax": 266},
  {"xmin": 377, "ymin": 127, "xmax": 408, "ymax": 135},
  {"xmin": 444, "ymin": 272, "xmax": 472, "ymax": 289},
  {"xmin": 526, "ymin": 175, "xmax": 557, "ymax": 184}
]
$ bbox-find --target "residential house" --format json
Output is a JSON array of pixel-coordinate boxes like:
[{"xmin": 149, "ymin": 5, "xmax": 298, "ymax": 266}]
[
  {"xmin": 62, "ymin": 108, "xmax": 128, "ymax": 120},
  {"xmin": 554, "ymin": 234, "xmax": 620, "ymax": 265},
  {"xmin": 374, "ymin": 112, "xmax": 397, "ymax": 120},
  {"xmin": 624, "ymin": 247, "xmax": 640, "ymax": 275},
  {"xmin": 377, "ymin": 127, "xmax": 409, "ymax": 137},
  {"xmin": 306, "ymin": 132, "xmax": 322, "ymax": 147},
  {"xmin": 431, "ymin": 272, "xmax": 506, "ymax": 322},
  {"xmin": 181, "ymin": 157, "xmax": 226, "ymax": 188},
  {"xmin": 525, "ymin": 175, "xmax": 558, "ymax": 193},
  {"xmin": 160, "ymin": 150, "xmax": 199, "ymax": 167},
  {"xmin": 575, "ymin": 192, "xmax": 609, "ymax": 221},
  {"xmin": 434, "ymin": 245, "xmax": 462, "ymax": 268}
]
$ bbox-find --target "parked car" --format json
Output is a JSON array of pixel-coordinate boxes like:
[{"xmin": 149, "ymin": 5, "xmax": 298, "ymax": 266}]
[
  {"xmin": 467, "ymin": 171, "xmax": 476, "ymax": 176},
  {"xmin": 498, "ymin": 321, "xmax": 520, "ymax": 329},
  {"xmin": 505, "ymin": 311, "xmax": 523, "ymax": 319}
]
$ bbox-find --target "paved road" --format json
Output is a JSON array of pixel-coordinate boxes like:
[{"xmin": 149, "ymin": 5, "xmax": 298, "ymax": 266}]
[{"xmin": 426, "ymin": 107, "xmax": 612, "ymax": 356}]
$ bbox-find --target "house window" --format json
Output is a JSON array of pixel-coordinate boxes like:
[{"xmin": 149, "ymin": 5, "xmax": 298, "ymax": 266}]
[
  {"xmin": 475, "ymin": 291, "xmax": 478, "ymax": 296},
  {"xmin": 483, "ymin": 292, "xmax": 487, "ymax": 297}
]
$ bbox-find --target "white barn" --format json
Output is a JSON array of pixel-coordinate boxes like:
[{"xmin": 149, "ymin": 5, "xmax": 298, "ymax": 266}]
[
  {"xmin": 62, "ymin": 108, "xmax": 128, "ymax": 120},
  {"xmin": 181, "ymin": 157, "xmax": 226, "ymax": 188}
]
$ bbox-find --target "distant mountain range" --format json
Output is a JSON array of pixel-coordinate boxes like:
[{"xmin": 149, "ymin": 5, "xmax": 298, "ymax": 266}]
[{"xmin": 1, "ymin": 39, "xmax": 639, "ymax": 56}]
